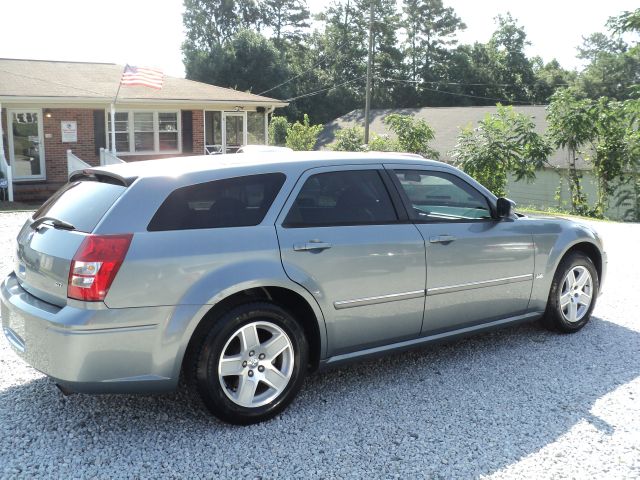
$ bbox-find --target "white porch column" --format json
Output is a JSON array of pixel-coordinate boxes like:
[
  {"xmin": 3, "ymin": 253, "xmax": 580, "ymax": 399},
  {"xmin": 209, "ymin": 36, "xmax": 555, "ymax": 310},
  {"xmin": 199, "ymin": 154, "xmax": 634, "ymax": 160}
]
[
  {"xmin": 264, "ymin": 108, "xmax": 269, "ymax": 145},
  {"xmin": 0, "ymin": 103, "xmax": 14, "ymax": 202},
  {"xmin": 110, "ymin": 104, "xmax": 117, "ymax": 155}
]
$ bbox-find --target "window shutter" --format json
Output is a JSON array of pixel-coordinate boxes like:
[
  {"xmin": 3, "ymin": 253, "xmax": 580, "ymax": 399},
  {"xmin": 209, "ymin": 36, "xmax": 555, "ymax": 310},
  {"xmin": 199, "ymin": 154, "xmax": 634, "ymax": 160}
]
[
  {"xmin": 93, "ymin": 110, "xmax": 106, "ymax": 155},
  {"xmin": 181, "ymin": 110, "xmax": 193, "ymax": 153}
]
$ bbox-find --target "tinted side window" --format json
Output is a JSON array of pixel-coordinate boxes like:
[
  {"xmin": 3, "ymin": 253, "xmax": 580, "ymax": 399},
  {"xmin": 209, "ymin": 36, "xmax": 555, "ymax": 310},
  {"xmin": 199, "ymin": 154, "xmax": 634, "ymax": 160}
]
[
  {"xmin": 148, "ymin": 173, "xmax": 286, "ymax": 231},
  {"xmin": 394, "ymin": 170, "xmax": 492, "ymax": 221},
  {"xmin": 283, "ymin": 170, "xmax": 398, "ymax": 227}
]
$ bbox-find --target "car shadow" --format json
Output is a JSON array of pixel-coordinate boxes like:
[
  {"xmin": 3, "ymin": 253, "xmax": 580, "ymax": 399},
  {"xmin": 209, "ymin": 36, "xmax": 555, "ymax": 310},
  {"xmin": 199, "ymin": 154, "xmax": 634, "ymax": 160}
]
[{"xmin": 0, "ymin": 316, "xmax": 638, "ymax": 477}]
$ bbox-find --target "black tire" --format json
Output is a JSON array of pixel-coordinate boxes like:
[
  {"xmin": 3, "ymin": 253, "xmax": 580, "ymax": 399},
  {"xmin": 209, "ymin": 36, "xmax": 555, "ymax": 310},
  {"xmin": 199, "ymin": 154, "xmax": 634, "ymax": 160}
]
[
  {"xmin": 542, "ymin": 252, "xmax": 599, "ymax": 333},
  {"xmin": 190, "ymin": 302, "xmax": 308, "ymax": 425}
]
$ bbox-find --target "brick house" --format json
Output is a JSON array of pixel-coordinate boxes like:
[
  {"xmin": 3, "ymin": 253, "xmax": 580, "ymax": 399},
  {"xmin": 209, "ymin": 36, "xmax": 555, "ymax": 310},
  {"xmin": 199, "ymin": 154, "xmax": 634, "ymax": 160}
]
[{"xmin": 0, "ymin": 58, "xmax": 287, "ymax": 201}]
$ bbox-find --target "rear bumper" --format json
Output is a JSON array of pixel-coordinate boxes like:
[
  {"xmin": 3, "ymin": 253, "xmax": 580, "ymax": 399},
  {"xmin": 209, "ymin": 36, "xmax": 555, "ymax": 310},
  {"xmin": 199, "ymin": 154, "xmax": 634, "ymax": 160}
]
[{"xmin": 1, "ymin": 272, "xmax": 178, "ymax": 393}]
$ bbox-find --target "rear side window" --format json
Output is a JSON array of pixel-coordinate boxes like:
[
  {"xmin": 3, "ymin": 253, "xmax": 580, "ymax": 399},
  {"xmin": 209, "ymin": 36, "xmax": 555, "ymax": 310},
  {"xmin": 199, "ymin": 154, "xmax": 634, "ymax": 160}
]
[
  {"xmin": 33, "ymin": 180, "xmax": 126, "ymax": 233},
  {"xmin": 148, "ymin": 173, "xmax": 286, "ymax": 231},
  {"xmin": 283, "ymin": 170, "xmax": 398, "ymax": 227}
]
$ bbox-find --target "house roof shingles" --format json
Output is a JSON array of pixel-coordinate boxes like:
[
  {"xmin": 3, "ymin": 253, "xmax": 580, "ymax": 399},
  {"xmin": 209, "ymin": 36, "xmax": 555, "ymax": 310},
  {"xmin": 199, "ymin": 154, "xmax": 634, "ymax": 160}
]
[
  {"xmin": 318, "ymin": 106, "xmax": 589, "ymax": 170},
  {"xmin": 0, "ymin": 58, "xmax": 285, "ymax": 105}
]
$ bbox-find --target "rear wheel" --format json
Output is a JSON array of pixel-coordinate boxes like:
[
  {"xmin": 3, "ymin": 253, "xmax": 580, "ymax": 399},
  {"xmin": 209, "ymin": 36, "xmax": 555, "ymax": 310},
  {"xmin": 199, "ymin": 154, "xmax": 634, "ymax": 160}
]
[
  {"xmin": 191, "ymin": 302, "xmax": 308, "ymax": 425},
  {"xmin": 542, "ymin": 252, "xmax": 599, "ymax": 333}
]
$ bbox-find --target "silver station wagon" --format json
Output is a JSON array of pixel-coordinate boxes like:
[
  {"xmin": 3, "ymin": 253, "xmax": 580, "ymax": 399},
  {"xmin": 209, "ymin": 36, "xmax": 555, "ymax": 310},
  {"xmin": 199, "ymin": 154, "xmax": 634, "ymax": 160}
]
[{"xmin": 1, "ymin": 152, "xmax": 606, "ymax": 424}]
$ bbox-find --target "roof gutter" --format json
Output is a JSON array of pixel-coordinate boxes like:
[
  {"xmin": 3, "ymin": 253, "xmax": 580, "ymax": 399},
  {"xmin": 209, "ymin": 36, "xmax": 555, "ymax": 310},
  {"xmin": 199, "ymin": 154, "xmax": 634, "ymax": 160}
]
[{"xmin": 0, "ymin": 96, "xmax": 288, "ymax": 108}]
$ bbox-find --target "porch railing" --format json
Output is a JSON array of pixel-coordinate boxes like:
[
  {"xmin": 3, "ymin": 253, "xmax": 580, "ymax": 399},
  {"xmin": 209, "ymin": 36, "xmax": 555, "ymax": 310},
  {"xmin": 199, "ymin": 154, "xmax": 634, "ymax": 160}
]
[
  {"xmin": 0, "ymin": 151, "xmax": 12, "ymax": 202},
  {"xmin": 99, "ymin": 148, "xmax": 125, "ymax": 166},
  {"xmin": 67, "ymin": 150, "xmax": 91, "ymax": 178}
]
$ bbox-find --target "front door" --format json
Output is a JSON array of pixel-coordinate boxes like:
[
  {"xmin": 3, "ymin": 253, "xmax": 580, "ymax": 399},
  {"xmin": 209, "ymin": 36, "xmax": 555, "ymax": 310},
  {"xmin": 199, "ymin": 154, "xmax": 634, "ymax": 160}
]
[
  {"xmin": 276, "ymin": 165, "xmax": 426, "ymax": 357},
  {"xmin": 222, "ymin": 112, "xmax": 246, "ymax": 154},
  {"xmin": 8, "ymin": 110, "xmax": 45, "ymax": 180},
  {"xmin": 387, "ymin": 166, "xmax": 535, "ymax": 335}
]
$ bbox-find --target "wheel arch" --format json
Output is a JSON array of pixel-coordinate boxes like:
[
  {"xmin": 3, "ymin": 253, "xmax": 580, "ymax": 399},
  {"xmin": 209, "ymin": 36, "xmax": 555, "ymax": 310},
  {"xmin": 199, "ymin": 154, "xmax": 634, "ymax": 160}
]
[
  {"xmin": 177, "ymin": 283, "xmax": 326, "ymax": 382},
  {"xmin": 560, "ymin": 241, "xmax": 603, "ymax": 285}
]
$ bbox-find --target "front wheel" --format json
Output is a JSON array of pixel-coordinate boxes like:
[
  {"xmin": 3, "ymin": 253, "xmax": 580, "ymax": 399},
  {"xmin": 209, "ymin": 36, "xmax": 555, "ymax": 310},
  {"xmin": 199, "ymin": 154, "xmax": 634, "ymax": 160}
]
[
  {"xmin": 542, "ymin": 252, "xmax": 599, "ymax": 333},
  {"xmin": 192, "ymin": 302, "xmax": 308, "ymax": 425}
]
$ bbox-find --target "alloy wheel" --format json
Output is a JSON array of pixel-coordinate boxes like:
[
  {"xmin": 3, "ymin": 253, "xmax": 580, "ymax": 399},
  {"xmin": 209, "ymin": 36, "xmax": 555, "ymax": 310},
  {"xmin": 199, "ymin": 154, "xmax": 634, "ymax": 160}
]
[
  {"xmin": 217, "ymin": 321, "xmax": 294, "ymax": 408},
  {"xmin": 559, "ymin": 266, "xmax": 593, "ymax": 323}
]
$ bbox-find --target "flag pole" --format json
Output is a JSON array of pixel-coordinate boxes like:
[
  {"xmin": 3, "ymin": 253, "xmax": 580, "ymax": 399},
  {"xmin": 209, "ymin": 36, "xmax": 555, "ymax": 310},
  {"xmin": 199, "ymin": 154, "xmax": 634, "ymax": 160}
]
[{"xmin": 111, "ymin": 66, "xmax": 126, "ymax": 155}]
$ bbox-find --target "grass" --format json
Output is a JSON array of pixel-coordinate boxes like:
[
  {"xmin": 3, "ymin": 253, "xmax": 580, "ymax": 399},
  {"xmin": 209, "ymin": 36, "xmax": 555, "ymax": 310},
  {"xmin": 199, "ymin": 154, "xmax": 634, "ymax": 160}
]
[{"xmin": 517, "ymin": 206, "xmax": 614, "ymax": 223}]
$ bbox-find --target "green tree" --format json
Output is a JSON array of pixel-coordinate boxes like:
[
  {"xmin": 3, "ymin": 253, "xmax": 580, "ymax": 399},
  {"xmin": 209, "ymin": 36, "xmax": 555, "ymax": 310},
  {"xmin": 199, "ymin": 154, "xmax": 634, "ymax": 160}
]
[
  {"xmin": 607, "ymin": 8, "xmax": 640, "ymax": 35},
  {"xmin": 589, "ymin": 98, "xmax": 639, "ymax": 217},
  {"xmin": 269, "ymin": 116, "xmax": 290, "ymax": 146},
  {"xmin": 451, "ymin": 105, "xmax": 551, "ymax": 197},
  {"xmin": 401, "ymin": 0, "xmax": 465, "ymax": 81},
  {"xmin": 574, "ymin": 32, "xmax": 638, "ymax": 100},
  {"xmin": 285, "ymin": 114, "xmax": 323, "ymax": 150},
  {"xmin": 261, "ymin": 0, "xmax": 310, "ymax": 48},
  {"xmin": 486, "ymin": 14, "xmax": 536, "ymax": 103},
  {"xmin": 531, "ymin": 58, "xmax": 576, "ymax": 103},
  {"xmin": 546, "ymin": 89, "xmax": 593, "ymax": 214},
  {"xmin": 384, "ymin": 114, "xmax": 439, "ymax": 158},
  {"xmin": 182, "ymin": 0, "xmax": 262, "ymax": 49},
  {"xmin": 184, "ymin": 29, "xmax": 292, "ymax": 97}
]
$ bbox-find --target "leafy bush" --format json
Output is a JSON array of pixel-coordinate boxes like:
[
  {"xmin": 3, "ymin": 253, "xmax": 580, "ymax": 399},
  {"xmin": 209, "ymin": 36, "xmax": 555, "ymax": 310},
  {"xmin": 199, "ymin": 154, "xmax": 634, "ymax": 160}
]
[
  {"xmin": 331, "ymin": 126, "xmax": 398, "ymax": 152},
  {"xmin": 383, "ymin": 114, "xmax": 439, "ymax": 158},
  {"xmin": 451, "ymin": 105, "xmax": 552, "ymax": 198},
  {"xmin": 285, "ymin": 114, "xmax": 323, "ymax": 151},
  {"xmin": 331, "ymin": 126, "xmax": 366, "ymax": 151},
  {"xmin": 269, "ymin": 116, "xmax": 290, "ymax": 146}
]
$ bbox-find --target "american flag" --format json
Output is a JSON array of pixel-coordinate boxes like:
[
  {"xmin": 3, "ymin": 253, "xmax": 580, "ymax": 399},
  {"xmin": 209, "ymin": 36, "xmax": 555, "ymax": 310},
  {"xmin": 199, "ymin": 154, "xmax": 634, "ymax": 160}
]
[{"xmin": 120, "ymin": 65, "xmax": 164, "ymax": 89}]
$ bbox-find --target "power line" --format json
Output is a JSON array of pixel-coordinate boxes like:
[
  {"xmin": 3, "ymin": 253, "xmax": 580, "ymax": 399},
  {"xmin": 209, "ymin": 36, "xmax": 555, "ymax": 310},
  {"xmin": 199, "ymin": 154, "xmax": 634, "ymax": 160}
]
[
  {"xmin": 257, "ymin": 37, "xmax": 355, "ymax": 96},
  {"xmin": 380, "ymin": 77, "xmax": 534, "ymax": 105},
  {"xmin": 381, "ymin": 76, "xmax": 536, "ymax": 87},
  {"xmin": 285, "ymin": 75, "xmax": 366, "ymax": 102}
]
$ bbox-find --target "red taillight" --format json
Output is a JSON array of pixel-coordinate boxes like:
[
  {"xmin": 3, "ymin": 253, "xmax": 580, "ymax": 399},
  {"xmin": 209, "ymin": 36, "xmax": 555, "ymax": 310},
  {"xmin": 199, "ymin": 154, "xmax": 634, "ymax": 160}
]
[{"xmin": 67, "ymin": 234, "xmax": 133, "ymax": 301}]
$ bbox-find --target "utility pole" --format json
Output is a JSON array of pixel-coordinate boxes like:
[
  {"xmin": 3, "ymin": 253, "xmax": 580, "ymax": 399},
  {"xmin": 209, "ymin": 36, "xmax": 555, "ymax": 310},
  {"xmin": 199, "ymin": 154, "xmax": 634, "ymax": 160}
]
[{"xmin": 364, "ymin": 0, "xmax": 374, "ymax": 144}]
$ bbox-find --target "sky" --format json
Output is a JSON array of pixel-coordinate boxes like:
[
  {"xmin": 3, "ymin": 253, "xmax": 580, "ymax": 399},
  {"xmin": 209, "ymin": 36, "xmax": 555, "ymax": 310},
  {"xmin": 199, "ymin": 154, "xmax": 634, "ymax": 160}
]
[{"xmin": 0, "ymin": 0, "xmax": 637, "ymax": 79}]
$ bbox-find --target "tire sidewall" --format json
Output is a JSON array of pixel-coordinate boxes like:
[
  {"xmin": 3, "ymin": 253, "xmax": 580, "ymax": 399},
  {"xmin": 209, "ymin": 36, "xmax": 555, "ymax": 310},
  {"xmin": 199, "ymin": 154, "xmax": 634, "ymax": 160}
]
[
  {"xmin": 548, "ymin": 253, "xmax": 599, "ymax": 333},
  {"xmin": 195, "ymin": 303, "xmax": 308, "ymax": 425}
]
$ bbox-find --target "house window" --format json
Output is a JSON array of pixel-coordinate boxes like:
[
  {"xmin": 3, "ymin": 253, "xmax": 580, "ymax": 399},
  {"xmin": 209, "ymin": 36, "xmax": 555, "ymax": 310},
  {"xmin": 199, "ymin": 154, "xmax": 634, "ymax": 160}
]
[
  {"xmin": 113, "ymin": 112, "xmax": 130, "ymax": 152},
  {"xmin": 133, "ymin": 112, "xmax": 154, "ymax": 152},
  {"xmin": 107, "ymin": 111, "xmax": 181, "ymax": 155},
  {"xmin": 159, "ymin": 113, "xmax": 179, "ymax": 151}
]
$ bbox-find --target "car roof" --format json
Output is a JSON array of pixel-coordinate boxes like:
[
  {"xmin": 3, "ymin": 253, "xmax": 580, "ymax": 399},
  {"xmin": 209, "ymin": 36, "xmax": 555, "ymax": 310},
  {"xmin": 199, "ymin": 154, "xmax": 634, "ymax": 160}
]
[{"xmin": 81, "ymin": 151, "xmax": 449, "ymax": 181}]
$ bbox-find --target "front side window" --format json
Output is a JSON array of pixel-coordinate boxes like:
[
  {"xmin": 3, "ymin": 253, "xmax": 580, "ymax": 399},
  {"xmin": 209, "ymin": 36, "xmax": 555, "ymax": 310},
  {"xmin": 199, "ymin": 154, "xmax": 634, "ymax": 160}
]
[
  {"xmin": 107, "ymin": 111, "xmax": 180, "ymax": 154},
  {"xmin": 283, "ymin": 170, "xmax": 398, "ymax": 227},
  {"xmin": 148, "ymin": 173, "xmax": 286, "ymax": 231},
  {"xmin": 394, "ymin": 170, "xmax": 492, "ymax": 222}
]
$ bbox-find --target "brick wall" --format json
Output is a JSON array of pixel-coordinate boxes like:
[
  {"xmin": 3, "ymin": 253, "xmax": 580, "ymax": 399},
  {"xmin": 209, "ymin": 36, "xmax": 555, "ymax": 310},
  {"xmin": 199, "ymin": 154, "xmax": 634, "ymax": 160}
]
[
  {"xmin": 192, "ymin": 110, "xmax": 204, "ymax": 155},
  {"xmin": 3, "ymin": 107, "xmax": 208, "ymax": 201},
  {"xmin": 43, "ymin": 108, "xmax": 100, "ymax": 183}
]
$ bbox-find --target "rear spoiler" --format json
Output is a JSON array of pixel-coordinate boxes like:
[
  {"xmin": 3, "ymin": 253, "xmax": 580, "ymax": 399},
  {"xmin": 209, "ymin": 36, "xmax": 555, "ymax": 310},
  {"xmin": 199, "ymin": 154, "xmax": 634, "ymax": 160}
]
[{"xmin": 69, "ymin": 169, "xmax": 137, "ymax": 187}]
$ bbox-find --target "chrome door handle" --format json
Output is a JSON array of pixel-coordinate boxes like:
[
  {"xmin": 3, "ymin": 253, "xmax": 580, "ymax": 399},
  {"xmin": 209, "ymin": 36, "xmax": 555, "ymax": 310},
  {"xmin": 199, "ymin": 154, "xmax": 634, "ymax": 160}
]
[
  {"xmin": 293, "ymin": 241, "xmax": 333, "ymax": 252},
  {"xmin": 429, "ymin": 235, "xmax": 456, "ymax": 244}
]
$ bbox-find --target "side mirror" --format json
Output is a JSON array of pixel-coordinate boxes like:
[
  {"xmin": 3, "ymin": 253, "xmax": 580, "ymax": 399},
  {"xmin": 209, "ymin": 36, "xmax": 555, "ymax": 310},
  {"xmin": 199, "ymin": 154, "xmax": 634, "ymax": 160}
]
[{"xmin": 496, "ymin": 197, "xmax": 516, "ymax": 219}]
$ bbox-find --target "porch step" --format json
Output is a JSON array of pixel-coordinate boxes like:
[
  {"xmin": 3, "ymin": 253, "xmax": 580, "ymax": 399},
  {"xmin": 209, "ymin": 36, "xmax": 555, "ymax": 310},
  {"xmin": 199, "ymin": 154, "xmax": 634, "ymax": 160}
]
[{"xmin": 12, "ymin": 183, "xmax": 64, "ymax": 203}]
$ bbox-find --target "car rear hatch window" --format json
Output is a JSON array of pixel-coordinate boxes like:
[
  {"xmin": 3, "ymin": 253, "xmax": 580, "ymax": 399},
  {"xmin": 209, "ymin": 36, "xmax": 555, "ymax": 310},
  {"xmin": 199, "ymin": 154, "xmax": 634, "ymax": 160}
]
[{"xmin": 15, "ymin": 176, "xmax": 128, "ymax": 306}]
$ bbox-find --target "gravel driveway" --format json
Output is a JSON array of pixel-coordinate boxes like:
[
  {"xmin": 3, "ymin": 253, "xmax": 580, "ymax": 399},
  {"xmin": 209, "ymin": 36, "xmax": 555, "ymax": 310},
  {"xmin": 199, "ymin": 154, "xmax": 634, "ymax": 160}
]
[{"xmin": 1, "ymin": 211, "xmax": 638, "ymax": 479}]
